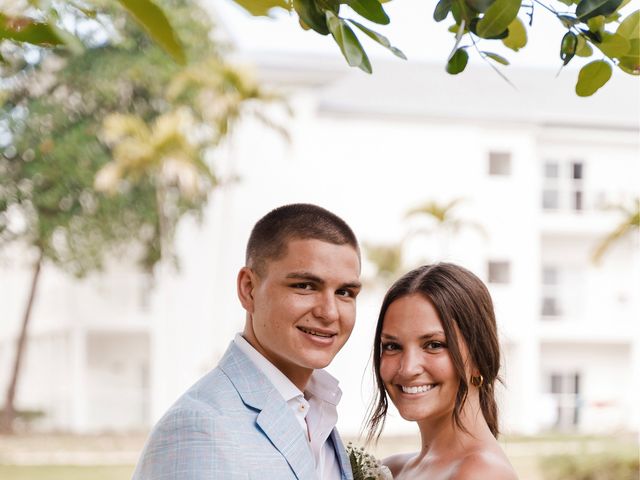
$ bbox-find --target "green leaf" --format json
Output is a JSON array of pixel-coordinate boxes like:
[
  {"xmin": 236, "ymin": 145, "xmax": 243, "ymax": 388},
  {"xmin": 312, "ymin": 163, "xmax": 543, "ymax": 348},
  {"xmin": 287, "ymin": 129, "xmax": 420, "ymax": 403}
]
[
  {"xmin": 616, "ymin": 10, "xmax": 640, "ymax": 39},
  {"xmin": 482, "ymin": 51, "xmax": 509, "ymax": 64},
  {"xmin": 469, "ymin": 17, "xmax": 509, "ymax": 38},
  {"xmin": 618, "ymin": 38, "xmax": 639, "ymax": 74},
  {"xmin": 326, "ymin": 11, "xmax": 372, "ymax": 73},
  {"xmin": 116, "ymin": 0, "xmax": 185, "ymax": 64},
  {"xmin": 0, "ymin": 15, "xmax": 65, "ymax": 46},
  {"xmin": 576, "ymin": 0, "xmax": 623, "ymax": 22},
  {"xmin": 446, "ymin": 47, "xmax": 469, "ymax": 74},
  {"xmin": 575, "ymin": 60, "xmax": 612, "ymax": 96},
  {"xmin": 451, "ymin": 0, "xmax": 474, "ymax": 24},
  {"xmin": 475, "ymin": 0, "xmax": 521, "ymax": 39},
  {"xmin": 587, "ymin": 15, "xmax": 605, "ymax": 33},
  {"xmin": 465, "ymin": 0, "xmax": 495, "ymax": 13},
  {"xmin": 561, "ymin": 31, "xmax": 578, "ymax": 65},
  {"xmin": 557, "ymin": 15, "xmax": 580, "ymax": 28},
  {"xmin": 347, "ymin": 19, "xmax": 407, "ymax": 59},
  {"xmin": 230, "ymin": 0, "xmax": 289, "ymax": 16},
  {"xmin": 434, "ymin": 0, "xmax": 453, "ymax": 21},
  {"xmin": 293, "ymin": 0, "xmax": 330, "ymax": 34},
  {"xmin": 596, "ymin": 32, "xmax": 630, "ymax": 58},
  {"xmin": 346, "ymin": 0, "xmax": 390, "ymax": 25},
  {"xmin": 576, "ymin": 35, "xmax": 594, "ymax": 56},
  {"xmin": 580, "ymin": 27, "xmax": 602, "ymax": 42},
  {"xmin": 502, "ymin": 16, "xmax": 527, "ymax": 51}
]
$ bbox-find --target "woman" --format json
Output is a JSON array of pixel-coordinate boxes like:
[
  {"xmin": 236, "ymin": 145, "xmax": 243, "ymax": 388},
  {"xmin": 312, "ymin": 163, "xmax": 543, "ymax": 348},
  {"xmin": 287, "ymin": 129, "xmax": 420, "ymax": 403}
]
[{"xmin": 366, "ymin": 263, "xmax": 518, "ymax": 480}]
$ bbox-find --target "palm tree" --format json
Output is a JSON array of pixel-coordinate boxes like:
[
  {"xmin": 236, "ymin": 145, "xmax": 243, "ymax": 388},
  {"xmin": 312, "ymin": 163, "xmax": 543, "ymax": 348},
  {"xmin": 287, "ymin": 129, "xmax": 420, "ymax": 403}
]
[
  {"xmin": 363, "ymin": 242, "xmax": 403, "ymax": 283},
  {"xmin": 592, "ymin": 197, "xmax": 640, "ymax": 264},
  {"xmin": 405, "ymin": 198, "xmax": 486, "ymax": 260}
]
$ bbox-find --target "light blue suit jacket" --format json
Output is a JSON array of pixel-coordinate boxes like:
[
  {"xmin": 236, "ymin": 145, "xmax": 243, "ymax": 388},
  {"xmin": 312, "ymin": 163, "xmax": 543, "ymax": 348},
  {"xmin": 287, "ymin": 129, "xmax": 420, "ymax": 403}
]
[{"xmin": 133, "ymin": 342, "xmax": 354, "ymax": 479}]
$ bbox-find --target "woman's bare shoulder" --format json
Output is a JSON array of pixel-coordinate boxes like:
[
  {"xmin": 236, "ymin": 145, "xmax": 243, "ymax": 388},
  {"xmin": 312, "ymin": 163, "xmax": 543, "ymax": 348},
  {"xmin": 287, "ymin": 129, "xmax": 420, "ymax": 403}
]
[
  {"xmin": 451, "ymin": 450, "xmax": 519, "ymax": 480},
  {"xmin": 382, "ymin": 452, "xmax": 417, "ymax": 477}
]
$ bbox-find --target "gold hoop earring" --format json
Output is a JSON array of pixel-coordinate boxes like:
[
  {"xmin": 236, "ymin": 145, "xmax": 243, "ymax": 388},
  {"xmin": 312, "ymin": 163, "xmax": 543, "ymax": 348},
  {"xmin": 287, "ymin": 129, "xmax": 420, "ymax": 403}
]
[{"xmin": 470, "ymin": 375, "xmax": 484, "ymax": 387}]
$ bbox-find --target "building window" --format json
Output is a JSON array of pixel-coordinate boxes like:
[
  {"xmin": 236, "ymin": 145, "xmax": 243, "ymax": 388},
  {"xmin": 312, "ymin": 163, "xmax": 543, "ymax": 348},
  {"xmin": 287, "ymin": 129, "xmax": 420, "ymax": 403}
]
[
  {"xmin": 571, "ymin": 161, "xmax": 584, "ymax": 211},
  {"xmin": 546, "ymin": 372, "xmax": 581, "ymax": 430},
  {"xmin": 541, "ymin": 266, "xmax": 561, "ymax": 318},
  {"xmin": 542, "ymin": 189, "xmax": 559, "ymax": 210},
  {"xmin": 488, "ymin": 261, "xmax": 510, "ymax": 284},
  {"xmin": 572, "ymin": 162, "xmax": 583, "ymax": 180},
  {"xmin": 542, "ymin": 160, "xmax": 586, "ymax": 212},
  {"xmin": 542, "ymin": 161, "xmax": 560, "ymax": 211},
  {"xmin": 544, "ymin": 162, "xmax": 559, "ymax": 179},
  {"xmin": 488, "ymin": 151, "xmax": 511, "ymax": 176}
]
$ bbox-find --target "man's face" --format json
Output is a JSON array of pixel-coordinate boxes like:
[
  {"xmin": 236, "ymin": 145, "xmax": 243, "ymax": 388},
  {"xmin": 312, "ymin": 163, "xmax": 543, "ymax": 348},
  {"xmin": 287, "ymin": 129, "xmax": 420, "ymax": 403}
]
[{"xmin": 239, "ymin": 238, "xmax": 361, "ymax": 389}]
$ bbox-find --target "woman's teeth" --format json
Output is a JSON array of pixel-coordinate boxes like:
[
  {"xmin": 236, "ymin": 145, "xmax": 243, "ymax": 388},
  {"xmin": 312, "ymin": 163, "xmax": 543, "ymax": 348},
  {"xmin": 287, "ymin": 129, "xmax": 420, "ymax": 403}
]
[{"xmin": 401, "ymin": 384, "xmax": 435, "ymax": 394}]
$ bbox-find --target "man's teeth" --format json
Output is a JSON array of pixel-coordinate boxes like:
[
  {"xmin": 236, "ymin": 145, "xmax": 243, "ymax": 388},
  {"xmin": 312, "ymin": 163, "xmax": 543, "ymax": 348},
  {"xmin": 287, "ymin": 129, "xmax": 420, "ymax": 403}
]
[
  {"xmin": 299, "ymin": 327, "xmax": 333, "ymax": 338},
  {"xmin": 401, "ymin": 384, "xmax": 435, "ymax": 394}
]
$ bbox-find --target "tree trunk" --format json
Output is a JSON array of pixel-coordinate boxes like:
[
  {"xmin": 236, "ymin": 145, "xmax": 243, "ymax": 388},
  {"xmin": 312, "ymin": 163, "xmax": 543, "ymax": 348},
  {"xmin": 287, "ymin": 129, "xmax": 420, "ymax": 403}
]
[{"xmin": 0, "ymin": 250, "xmax": 43, "ymax": 434}]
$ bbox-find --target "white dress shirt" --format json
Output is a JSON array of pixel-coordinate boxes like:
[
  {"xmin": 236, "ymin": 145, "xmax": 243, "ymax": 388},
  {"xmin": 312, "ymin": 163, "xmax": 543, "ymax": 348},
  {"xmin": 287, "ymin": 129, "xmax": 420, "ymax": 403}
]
[{"xmin": 234, "ymin": 334, "xmax": 343, "ymax": 480}]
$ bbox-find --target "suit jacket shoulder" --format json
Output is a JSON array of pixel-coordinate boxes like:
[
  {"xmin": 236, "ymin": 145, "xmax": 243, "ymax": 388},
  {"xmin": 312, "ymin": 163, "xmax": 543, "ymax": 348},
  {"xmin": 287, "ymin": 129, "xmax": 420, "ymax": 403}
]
[{"xmin": 132, "ymin": 342, "xmax": 317, "ymax": 480}]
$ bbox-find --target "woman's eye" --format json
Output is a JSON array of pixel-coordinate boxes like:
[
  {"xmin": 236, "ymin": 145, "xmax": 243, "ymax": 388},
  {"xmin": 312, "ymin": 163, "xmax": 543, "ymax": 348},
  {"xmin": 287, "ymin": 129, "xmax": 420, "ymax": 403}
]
[
  {"xmin": 425, "ymin": 341, "xmax": 446, "ymax": 350},
  {"xmin": 381, "ymin": 342, "xmax": 400, "ymax": 352}
]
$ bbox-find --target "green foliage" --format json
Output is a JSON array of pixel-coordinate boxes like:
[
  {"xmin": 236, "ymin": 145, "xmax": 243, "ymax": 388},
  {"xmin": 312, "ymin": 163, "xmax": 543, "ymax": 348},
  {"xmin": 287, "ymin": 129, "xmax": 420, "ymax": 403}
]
[
  {"xmin": 446, "ymin": 47, "xmax": 469, "ymax": 73},
  {"xmin": 561, "ymin": 31, "xmax": 579, "ymax": 65},
  {"xmin": 326, "ymin": 11, "xmax": 372, "ymax": 72},
  {"xmin": 364, "ymin": 242, "xmax": 403, "ymax": 279},
  {"xmin": 540, "ymin": 453, "xmax": 640, "ymax": 480},
  {"xmin": 235, "ymin": 0, "xmax": 405, "ymax": 72},
  {"xmin": 116, "ymin": 0, "xmax": 185, "ymax": 64},
  {"xmin": 502, "ymin": 17, "xmax": 527, "ymax": 51},
  {"xmin": 475, "ymin": 0, "xmax": 521, "ymax": 38},
  {"xmin": 592, "ymin": 197, "xmax": 639, "ymax": 263},
  {"xmin": 576, "ymin": 0, "xmax": 624, "ymax": 22},
  {"xmin": 0, "ymin": 0, "xmax": 241, "ymax": 275},
  {"xmin": 230, "ymin": 0, "xmax": 638, "ymax": 96},
  {"xmin": 0, "ymin": 14, "xmax": 65, "ymax": 46},
  {"xmin": 0, "ymin": 0, "xmax": 185, "ymax": 64},
  {"xmin": 575, "ymin": 59, "xmax": 612, "ymax": 96}
]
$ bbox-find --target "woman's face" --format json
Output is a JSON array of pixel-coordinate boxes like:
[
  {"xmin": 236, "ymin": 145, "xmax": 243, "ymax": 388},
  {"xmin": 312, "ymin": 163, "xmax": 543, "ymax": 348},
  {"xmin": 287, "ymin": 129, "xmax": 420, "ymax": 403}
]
[{"xmin": 379, "ymin": 294, "xmax": 461, "ymax": 425}]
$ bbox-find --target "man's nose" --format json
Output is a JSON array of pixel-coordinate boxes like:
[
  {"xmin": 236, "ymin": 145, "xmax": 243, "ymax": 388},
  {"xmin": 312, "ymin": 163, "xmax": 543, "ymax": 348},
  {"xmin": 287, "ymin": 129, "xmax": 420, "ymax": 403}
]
[{"xmin": 312, "ymin": 292, "xmax": 340, "ymax": 323}]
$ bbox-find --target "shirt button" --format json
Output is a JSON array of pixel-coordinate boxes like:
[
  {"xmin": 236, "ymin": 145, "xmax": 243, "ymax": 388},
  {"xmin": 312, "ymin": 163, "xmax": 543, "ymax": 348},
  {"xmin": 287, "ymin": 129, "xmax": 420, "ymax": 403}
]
[{"xmin": 299, "ymin": 404, "xmax": 306, "ymax": 411}]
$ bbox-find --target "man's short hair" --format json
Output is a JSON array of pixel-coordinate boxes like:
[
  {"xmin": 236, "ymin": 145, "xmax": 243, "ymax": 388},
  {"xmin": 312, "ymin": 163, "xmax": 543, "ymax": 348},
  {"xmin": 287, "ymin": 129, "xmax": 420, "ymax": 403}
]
[{"xmin": 246, "ymin": 203, "xmax": 360, "ymax": 275}]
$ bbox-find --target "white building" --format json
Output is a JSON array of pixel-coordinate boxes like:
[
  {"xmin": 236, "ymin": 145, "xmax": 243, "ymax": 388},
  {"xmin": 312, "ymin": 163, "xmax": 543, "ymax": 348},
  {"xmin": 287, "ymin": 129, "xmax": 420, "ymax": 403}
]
[{"xmin": 1, "ymin": 51, "xmax": 638, "ymax": 436}]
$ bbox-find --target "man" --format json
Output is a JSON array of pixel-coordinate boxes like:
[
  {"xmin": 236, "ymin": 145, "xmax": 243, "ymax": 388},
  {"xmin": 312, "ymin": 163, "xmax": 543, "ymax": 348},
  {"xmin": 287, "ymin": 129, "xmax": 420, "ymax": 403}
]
[{"xmin": 133, "ymin": 203, "xmax": 361, "ymax": 479}]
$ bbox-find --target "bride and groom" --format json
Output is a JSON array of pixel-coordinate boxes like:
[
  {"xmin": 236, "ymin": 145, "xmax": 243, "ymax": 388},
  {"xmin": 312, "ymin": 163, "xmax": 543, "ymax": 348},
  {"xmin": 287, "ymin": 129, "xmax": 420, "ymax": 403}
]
[{"xmin": 133, "ymin": 203, "xmax": 518, "ymax": 480}]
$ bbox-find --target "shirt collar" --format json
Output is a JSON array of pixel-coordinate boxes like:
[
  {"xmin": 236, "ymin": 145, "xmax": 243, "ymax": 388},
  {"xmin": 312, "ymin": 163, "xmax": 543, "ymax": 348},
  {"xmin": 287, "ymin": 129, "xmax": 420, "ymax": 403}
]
[
  {"xmin": 234, "ymin": 333, "xmax": 302, "ymax": 402},
  {"xmin": 234, "ymin": 333, "xmax": 342, "ymax": 405}
]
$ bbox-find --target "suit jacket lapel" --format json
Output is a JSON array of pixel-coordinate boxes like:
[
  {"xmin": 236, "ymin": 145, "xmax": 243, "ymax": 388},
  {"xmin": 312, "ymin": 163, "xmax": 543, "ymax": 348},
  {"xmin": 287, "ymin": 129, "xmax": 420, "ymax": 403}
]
[
  {"xmin": 257, "ymin": 390, "xmax": 316, "ymax": 479},
  {"xmin": 220, "ymin": 343, "xmax": 316, "ymax": 479},
  {"xmin": 331, "ymin": 429, "xmax": 354, "ymax": 480}
]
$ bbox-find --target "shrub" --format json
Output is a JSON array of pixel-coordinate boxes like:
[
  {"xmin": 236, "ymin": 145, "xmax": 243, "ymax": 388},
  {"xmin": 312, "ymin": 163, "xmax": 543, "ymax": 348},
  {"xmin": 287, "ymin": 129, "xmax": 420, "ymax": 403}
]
[{"xmin": 540, "ymin": 453, "xmax": 640, "ymax": 480}]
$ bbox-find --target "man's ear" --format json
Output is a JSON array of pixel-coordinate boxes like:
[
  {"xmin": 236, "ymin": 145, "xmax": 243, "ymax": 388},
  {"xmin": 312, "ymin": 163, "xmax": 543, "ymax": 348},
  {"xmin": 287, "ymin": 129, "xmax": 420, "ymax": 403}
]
[{"xmin": 237, "ymin": 267, "xmax": 256, "ymax": 313}]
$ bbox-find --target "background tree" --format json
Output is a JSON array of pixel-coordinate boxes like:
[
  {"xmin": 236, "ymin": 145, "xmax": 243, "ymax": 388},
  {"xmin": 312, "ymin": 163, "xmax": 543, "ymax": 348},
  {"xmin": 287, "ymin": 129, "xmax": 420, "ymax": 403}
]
[
  {"xmin": 363, "ymin": 241, "xmax": 404, "ymax": 285},
  {"xmin": 0, "ymin": 0, "xmax": 280, "ymax": 433},
  {"xmin": 592, "ymin": 197, "xmax": 640, "ymax": 264},
  {"xmin": 230, "ymin": 0, "xmax": 639, "ymax": 96},
  {"xmin": 404, "ymin": 198, "xmax": 486, "ymax": 260},
  {"xmin": 0, "ymin": 0, "xmax": 185, "ymax": 64}
]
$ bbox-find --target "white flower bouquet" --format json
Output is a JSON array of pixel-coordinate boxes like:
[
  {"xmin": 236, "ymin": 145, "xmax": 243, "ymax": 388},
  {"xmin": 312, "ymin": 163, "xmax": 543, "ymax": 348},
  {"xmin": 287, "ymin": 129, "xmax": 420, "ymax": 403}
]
[{"xmin": 346, "ymin": 442, "xmax": 393, "ymax": 480}]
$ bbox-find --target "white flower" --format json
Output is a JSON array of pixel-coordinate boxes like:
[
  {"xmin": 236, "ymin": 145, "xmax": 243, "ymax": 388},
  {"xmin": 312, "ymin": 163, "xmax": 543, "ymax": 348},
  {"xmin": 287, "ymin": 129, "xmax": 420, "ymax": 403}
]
[{"xmin": 346, "ymin": 443, "xmax": 394, "ymax": 480}]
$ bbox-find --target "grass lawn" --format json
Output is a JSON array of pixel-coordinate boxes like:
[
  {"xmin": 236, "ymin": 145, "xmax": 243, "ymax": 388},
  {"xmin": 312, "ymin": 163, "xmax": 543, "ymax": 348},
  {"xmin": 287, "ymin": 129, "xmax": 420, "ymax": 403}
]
[{"xmin": 0, "ymin": 465, "xmax": 134, "ymax": 480}]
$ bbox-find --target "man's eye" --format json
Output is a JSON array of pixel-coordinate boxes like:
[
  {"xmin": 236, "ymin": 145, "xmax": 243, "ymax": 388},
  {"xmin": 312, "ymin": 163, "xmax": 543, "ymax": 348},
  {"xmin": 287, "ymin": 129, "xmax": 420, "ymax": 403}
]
[
  {"xmin": 336, "ymin": 289, "xmax": 355, "ymax": 298},
  {"xmin": 292, "ymin": 283, "xmax": 314, "ymax": 290}
]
